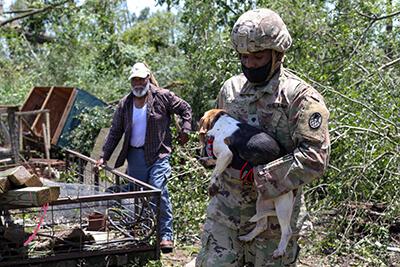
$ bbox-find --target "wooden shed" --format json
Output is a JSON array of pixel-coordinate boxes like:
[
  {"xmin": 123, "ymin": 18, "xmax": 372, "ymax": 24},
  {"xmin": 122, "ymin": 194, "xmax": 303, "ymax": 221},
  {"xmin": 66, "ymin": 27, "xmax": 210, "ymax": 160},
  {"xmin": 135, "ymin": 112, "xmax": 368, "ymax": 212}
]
[{"xmin": 20, "ymin": 86, "xmax": 107, "ymax": 148}]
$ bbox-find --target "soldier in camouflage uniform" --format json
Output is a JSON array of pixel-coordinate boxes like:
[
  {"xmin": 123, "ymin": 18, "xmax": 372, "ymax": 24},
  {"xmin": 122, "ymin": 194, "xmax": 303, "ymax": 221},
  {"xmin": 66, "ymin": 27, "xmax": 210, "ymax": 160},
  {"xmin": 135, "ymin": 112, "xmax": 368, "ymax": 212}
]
[{"xmin": 196, "ymin": 9, "xmax": 330, "ymax": 267}]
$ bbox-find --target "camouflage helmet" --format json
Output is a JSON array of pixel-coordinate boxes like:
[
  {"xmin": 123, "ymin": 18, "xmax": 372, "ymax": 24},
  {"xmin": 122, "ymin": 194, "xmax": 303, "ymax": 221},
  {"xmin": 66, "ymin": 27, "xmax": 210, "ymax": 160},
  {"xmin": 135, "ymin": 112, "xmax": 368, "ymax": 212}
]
[{"xmin": 231, "ymin": 8, "xmax": 292, "ymax": 54}]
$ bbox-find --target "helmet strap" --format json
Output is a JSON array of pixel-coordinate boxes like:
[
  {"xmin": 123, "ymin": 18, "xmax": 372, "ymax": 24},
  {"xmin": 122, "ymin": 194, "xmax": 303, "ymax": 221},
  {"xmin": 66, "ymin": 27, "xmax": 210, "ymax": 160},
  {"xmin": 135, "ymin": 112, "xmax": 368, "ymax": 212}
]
[
  {"xmin": 266, "ymin": 49, "xmax": 283, "ymax": 81},
  {"xmin": 265, "ymin": 50, "xmax": 277, "ymax": 81},
  {"xmin": 267, "ymin": 51, "xmax": 285, "ymax": 81}
]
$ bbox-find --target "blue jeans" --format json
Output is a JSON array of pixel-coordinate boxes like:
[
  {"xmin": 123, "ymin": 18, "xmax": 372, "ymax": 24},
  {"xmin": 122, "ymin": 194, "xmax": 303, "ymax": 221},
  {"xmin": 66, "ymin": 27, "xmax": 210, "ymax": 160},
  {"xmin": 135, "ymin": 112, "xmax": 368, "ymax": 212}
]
[{"xmin": 127, "ymin": 147, "xmax": 174, "ymax": 241}]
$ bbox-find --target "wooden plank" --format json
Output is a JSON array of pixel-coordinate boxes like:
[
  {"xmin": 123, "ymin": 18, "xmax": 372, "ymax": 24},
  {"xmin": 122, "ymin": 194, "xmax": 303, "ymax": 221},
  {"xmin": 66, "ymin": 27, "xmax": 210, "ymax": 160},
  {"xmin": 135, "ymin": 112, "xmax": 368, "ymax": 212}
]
[
  {"xmin": 47, "ymin": 185, "xmax": 60, "ymax": 201},
  {"xmin": 20, "ymin": 116, "xmax": 40, "ymax": 138},
  {"xmin": 16, "ymin": 110, "xmax": 52, "ymax": 116},
  {"xmin": 19, "ymin": 87, "xmax": 50, "ymax": 133},
  {"xmin": 45, "ymin": 111, "xmax": 51, "ymax": 149},
  {"xmin": 18, "ymin": 114, "xmax": 22, "ymax": 152},
  {"xmin": 40, "ymin": 178, "xmax": 61, "ymax": 201},
  {"xmin": 20, "ymin": 86, "xmax": 49, "ymax": 112},
  {"xmin": 17, "ymin": 109, "xmax": 51, "ymax": 142},
  {"xmin": 0, "ymin": 107, "xmax": 8, "ymax": 114},
  {"xmin": 51, "ymin": 87, "xmax": 77, "ymax": 145},
  {"xmin": 42, "ymin": 123, "xmax": 50, "ymax": 160},
  {"xmin": 24, "ymin": 174, "xmax": 44, "ymax": 187},
  {"xmin": 53, "ymin": 86, "xmax": 76, "ymax": 101},
  {"xmin": 0, "ymin": 158, "xmax": 12, "ymax": 164},
  {"xmin": 0, "ymin": 166, "xmax": 31, "ymax": 186},
  {"xmin": 0, "ymin": 187, "xmax": 51, "ymax": 206},
  {"xmin": 31, "ymin": 86, "xmax": 55, "ymax": 132},
  {"xmin": 44, "ymin": 87, "xmax": 74, "ymax": 139},
  {"xmin": 0, "ymin": 176, "xmax": 11, "ymax": 193}
]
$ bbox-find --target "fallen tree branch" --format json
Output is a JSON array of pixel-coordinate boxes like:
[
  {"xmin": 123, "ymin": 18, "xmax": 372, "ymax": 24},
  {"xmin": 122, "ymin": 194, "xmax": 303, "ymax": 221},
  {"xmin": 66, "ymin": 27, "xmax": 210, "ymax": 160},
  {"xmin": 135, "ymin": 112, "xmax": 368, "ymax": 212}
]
[
  {"xmin": 328, "ymin": 9, "xmax": 400, "ymax": 78},
  {"xmin": 288, "ymin": 67, "xmax": 399, "ymax": 135},
  {"xmin": 3, "ymin": 8, "xmax": 39, "ymax": 14},
  {"xmin": 330, "ymin": 125, "xmax": 383, "ymax": 137},
  {"xmin": 349, "ymin": 57, "xmax": 400, "ymax": 88},
  {"xmin": 356, "ymin": 10, "xmax": 400, "ymax": 20},
  {"xmin": 0, "ymin": 5, "xmax": 55, "ymax": 27},
  {"xmin": 362, "ymin": 151, "xmax": 395, "ymax": 173},
  {"xmin": 0, "ymin": 1, "xmax": 71, "ymax": 27}
]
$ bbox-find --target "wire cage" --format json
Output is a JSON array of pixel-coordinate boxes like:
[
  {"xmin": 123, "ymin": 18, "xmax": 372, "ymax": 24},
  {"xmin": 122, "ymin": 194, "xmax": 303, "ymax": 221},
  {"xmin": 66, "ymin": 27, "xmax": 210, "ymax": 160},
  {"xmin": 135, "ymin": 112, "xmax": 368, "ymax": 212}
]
[{"xmin": 0, "ymin": 149, "xmax": 161, "ymax": 266}]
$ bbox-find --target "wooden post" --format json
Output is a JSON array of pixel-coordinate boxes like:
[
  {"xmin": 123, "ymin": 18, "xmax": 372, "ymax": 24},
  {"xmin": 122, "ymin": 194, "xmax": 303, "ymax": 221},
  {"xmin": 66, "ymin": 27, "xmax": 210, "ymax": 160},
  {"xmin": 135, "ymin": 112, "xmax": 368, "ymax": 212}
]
[
  {"xmin": 16, "ymin": 109, "xmax": 51, "ymax": 143},
  {"xmin": 17, "ymin": 114, "xmax": 23, "ymax": 153},
  {"xmin": 42, "ymin": 123, "xmax": 52, "ymax": 178},
  {"xmin": 7, "ymin": 106, "xmax": 19, "ymax": 164},
  {"xmin": 42, "ymin": 123, "xmax": 50, "ymax": 160},
  {"xmin": 44, "ymin": 111, "xmax": 51, "ymax": 149}
]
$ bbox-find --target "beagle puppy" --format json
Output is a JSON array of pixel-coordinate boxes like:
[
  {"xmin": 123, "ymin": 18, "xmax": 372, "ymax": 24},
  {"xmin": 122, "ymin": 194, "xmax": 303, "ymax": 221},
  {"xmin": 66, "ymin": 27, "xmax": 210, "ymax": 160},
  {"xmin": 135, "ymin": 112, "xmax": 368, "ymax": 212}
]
[{"xmin": 199, "ymin": 109, "xmax": 294, "ymax": 258}]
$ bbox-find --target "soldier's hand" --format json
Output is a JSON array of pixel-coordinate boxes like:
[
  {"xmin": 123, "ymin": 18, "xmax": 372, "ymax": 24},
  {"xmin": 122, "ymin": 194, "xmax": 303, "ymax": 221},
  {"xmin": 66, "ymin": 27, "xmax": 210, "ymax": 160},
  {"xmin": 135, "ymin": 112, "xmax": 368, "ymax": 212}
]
[{"xmin": 228, "ymin": 150, "xmax": 254, "ymax": 183}]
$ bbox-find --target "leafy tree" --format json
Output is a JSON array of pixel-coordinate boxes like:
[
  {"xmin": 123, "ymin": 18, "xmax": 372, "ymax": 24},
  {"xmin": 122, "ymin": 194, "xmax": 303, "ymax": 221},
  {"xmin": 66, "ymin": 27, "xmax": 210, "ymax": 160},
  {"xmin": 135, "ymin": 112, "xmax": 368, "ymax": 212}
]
[
  {"xmin": 1, "ymin": 0, "xmax": 400, "ymax": 264},
  {"xmin": 122, "ymin": 10, "xmax": 175, "ymax": 52}
]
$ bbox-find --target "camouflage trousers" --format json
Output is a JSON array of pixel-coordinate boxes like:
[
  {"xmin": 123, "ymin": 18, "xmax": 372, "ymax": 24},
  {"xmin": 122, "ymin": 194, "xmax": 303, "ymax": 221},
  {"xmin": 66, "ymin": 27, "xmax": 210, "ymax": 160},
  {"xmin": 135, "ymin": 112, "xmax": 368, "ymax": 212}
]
[{"xmin": 195, "ymin": 218, "xmax": 300, "ymax": 267}]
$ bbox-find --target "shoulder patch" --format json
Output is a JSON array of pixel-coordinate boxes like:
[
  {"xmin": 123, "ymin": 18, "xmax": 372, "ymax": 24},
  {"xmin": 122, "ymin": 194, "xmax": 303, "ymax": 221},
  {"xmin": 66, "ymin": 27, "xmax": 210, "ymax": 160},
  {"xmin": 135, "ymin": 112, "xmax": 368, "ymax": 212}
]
[
  {"xmin": 296, "ymin": 97, "xmax": 329, "ymax": 142},
  {"xmin": 309, "ymin": 112, "xmax": 322, "ymax": 129}
]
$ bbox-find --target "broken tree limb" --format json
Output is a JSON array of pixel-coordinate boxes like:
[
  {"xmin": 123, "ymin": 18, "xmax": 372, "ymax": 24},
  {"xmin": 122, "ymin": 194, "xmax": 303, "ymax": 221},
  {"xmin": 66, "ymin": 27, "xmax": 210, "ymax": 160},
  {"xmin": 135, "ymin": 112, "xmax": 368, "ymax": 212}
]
[
  {"xmin": 0, "ymin": 3, "xmax": 60, "ymax": 27},
  {"xmin": 349, "ymin": 57, "xmax": 400, "ymax": 88}
]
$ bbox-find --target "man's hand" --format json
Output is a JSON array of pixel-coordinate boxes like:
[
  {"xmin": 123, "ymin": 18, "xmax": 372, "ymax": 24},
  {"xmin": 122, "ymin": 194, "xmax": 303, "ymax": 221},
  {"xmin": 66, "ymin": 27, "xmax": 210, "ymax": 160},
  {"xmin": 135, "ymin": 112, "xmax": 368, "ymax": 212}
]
[
  {"xmin": 93, "ymin": 158, "xmax": 107, "ymax": 174},
  {"xmin": 178, "ymin": 130, "xmax": 189, "ymax": 146},
  {"xmin": 228, "ymin": 151, "xmax": 254, "ymax": 183}
]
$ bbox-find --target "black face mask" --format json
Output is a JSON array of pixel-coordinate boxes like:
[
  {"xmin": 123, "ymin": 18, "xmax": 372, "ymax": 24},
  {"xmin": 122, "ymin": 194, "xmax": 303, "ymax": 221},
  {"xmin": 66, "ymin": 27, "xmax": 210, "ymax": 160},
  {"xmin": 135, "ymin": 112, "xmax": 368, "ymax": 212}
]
[{"xmin": 241, "ymin": 60, "xmax": 272, "ymax": 83}]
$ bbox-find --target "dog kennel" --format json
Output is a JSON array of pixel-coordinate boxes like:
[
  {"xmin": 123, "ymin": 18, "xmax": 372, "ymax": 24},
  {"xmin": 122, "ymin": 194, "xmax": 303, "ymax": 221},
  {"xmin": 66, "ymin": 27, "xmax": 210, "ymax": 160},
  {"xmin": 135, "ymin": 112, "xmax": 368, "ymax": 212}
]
[{"xmin": 0, "ymin": 149, "xmax": 161, "ymax": 266}]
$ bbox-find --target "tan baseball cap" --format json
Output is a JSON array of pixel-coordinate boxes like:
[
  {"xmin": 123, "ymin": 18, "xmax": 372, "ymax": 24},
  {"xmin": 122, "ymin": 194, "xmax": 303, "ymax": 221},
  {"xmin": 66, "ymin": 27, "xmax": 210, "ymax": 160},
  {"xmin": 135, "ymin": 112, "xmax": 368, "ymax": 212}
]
[{"xmin": 129, "ymin": 63, "xmax": 150, "ymax": 80}]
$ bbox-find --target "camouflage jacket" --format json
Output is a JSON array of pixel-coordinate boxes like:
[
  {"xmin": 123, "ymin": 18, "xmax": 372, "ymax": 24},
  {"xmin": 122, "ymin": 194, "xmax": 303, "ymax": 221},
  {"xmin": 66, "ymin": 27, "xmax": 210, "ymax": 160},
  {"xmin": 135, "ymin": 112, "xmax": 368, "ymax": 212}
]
[{"xmin": 208, "ymin": 67, "xmax": 330, "ymax": 237}]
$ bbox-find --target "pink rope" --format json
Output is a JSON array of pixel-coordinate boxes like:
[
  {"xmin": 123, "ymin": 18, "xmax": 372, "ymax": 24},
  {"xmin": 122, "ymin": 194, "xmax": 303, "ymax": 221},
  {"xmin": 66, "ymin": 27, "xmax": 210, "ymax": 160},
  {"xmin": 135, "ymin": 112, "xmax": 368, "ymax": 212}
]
[{"xmin": 24, "ymin": 202, "xmax": 50, "ymax": 246}]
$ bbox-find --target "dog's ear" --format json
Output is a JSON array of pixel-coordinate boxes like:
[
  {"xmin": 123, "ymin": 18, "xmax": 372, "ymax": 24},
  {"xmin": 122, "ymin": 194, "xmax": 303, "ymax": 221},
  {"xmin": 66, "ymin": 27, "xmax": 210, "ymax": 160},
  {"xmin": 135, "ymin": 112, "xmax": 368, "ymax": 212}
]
[
  {"xmin": 199, "ymin": 132, "xmax": 206, "ymax": 146},
  {"xmin": 199, "ymin": 116, "xmax": 209, "ymax": 145}
]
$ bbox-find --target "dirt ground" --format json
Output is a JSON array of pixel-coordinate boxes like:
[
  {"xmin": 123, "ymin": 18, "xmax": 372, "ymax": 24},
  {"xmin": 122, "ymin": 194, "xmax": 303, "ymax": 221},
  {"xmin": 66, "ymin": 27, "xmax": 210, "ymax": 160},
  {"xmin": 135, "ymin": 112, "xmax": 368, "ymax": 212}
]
[
  {"xmin": 161, "ymin": 248, "xmax": 197, "ymax": 266},
  {"xmin": 159, "ymin": 242, "xmax": 315, "ymax": 267},
  {"xmin": 160, "ymin": 240, "xmax": 400, "ymax": 267},
  {"xmin": 159, "ymin": 214, "xmax": 400, "ymax": 267},
  {"xmin": 159, "ymin": 240, "xmax": 317, "ymax": 267}
]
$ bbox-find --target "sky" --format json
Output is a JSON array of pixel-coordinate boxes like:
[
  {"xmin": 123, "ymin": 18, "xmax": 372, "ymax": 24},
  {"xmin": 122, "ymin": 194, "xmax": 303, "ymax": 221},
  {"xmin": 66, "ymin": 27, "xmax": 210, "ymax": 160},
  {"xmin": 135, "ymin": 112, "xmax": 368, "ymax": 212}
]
[
  {"xmin": 3, "ymin": 0, "xmax": 168, "ymax": 15},
  {"xmin": 127, "ymin": 0, "xmax": 166, "ymax": 15}
]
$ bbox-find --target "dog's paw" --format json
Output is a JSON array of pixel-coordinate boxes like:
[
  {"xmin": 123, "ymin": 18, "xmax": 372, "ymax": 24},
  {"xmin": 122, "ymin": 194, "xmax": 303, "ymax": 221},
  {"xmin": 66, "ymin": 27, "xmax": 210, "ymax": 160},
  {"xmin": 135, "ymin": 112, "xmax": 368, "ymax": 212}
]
[
  {"xmin": 208, "ymin": 183, "xmax": 219, "ymax": 197},
  {"xmin": 199, "ymin": 157, "xmax": 216, "ymax": 169},
  {"xmin": 272, "ymin": 248, "xmax": 285, "ymax": 259}
]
